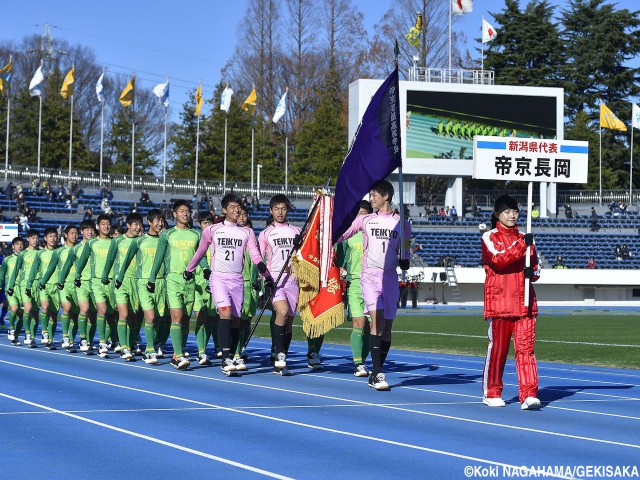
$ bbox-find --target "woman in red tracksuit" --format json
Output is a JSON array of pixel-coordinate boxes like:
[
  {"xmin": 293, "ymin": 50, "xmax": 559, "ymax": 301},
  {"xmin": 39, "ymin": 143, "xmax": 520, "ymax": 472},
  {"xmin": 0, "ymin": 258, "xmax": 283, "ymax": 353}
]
[{"xmin": 481, "ymin": 195, "xmax": 541, "ymax": 410}]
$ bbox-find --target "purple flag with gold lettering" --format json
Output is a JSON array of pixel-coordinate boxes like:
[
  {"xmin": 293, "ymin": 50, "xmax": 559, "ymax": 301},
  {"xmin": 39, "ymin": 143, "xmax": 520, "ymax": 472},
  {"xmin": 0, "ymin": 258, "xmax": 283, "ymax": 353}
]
[{"xmin": 332, "ymin": 66, "xmax": 402, "ymax": 243}]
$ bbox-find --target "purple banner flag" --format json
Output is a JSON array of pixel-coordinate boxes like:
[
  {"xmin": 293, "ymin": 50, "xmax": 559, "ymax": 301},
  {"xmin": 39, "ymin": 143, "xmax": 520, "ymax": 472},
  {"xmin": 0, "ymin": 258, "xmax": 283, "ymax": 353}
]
[{"xmin": 332, "ymin": 66, "xmax": 402, "ymax": 243}]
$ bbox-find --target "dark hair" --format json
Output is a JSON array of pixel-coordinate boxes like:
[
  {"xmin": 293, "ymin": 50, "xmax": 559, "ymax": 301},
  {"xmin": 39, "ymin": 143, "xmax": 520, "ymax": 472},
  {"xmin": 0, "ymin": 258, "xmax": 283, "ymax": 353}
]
[
  {"xmin": 269, "ymin": 194, "xmax": 292, "ymax": 210},
  {"xmin": 112, "ymin": 226, "xmax": 125, "ymax": 235},
  {"xmin": 359, "ymin": 200, "xmax": 373, "ymax": 214},
  {"xmin": 199, "ymin": 212, "xmax": 215, "ymax": 224},
  {"xmin": 11, "ymin": 236, "xmax": 24, "ymax": 246},
  {"xmin": 240, "ymin": 204, "xmax": 249, "ymax": 214},
  {"xmin": 26, "ymin": 229, "xmax": 39, "ymax": 238},
  {"xmin": 221, "ymin": 193, "xmax": 242, "ymax": 209},
  {"xmin": 266, "ymin": 214, "xmax": 274, "ymax": 227},
  {"xmin": 44, "ymin": 227, "xmax": 58, "ymax": 237},
  {"xmin": 63, "ymin": 224, "xmax": 78, "ymax": 235},
  {"xmin": 491, "ymin": 195, "xmax": 519, "ymax": 229},
  {"xmin": 79, "ymin": 220, "xmax": 95, "ymax": 231},
  {"xmin": 244, "ymin": 218, "xmax": 253, "ymax": 228},
  {"xmin": 173, "ymin": 199, "xmax": 191, "ymax": 212},
  {"xmin": 96, "ymin": 214, "xmax": 111, "ymax": 224},
  {"xmin": 371, "ymin": 180, "xmax": 394, "ymax": 203},
  {"xmin": 126, "ymin": 213, "xmax": 144, "ymax": 225},
  {"xmin": 146, "ymin": 209, "xmax": 162, "ymax": 223}
]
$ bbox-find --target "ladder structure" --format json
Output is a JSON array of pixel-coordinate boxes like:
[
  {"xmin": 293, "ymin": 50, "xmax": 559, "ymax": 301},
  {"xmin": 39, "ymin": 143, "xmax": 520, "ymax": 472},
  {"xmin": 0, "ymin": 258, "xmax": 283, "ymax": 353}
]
[{"xmin": 445, "ymin": 265, "xmax": 463, "ymax": 302}]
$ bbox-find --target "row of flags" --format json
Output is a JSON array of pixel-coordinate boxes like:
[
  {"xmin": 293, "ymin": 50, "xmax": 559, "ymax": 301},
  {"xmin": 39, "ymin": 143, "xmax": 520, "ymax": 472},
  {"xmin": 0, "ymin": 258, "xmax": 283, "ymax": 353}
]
[
  {"xmin": 0, "ymin": 56, "xmax": 289, "ymax": 124},
  {"xmin": 599, "ymin": 101, "xmax": 640, "ymax": 132}
]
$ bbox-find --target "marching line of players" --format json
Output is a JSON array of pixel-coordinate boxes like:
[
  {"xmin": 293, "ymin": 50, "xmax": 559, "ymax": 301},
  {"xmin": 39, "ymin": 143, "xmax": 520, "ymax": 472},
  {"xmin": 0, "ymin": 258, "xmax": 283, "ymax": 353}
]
[{"xmin": 0, "ymin": 180, "xmax": 411, "ymax": 391}]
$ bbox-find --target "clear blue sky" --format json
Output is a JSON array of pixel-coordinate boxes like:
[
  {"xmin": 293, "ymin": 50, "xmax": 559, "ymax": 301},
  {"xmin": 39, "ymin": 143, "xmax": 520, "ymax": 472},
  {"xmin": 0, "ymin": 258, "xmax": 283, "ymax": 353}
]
[{"xmin": 1, "ymin": 0, "xmax": 637, "ymax": 120}]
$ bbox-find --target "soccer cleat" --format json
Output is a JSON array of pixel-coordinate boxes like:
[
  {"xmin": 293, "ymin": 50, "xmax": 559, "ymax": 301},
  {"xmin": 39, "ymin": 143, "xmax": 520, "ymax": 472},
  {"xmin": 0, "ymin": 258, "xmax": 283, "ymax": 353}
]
[
  {"xmin": 273, "ymin": 366, "xmax": 292, "ymax": 376},
  {"xmin": 183, "ymin": 350, "xmax": 190, "ymax": 358},
  {"xmin": 483, "ymin": 397, "xmax": 506, "ymax": 407},
  {"xmin": 66, "ymin": 343, "xmax": 77, "ymax": 353},
  {"xmin": 79, "ymin": 339, "xmax": 89, "ymax": 352},
  {"xmin": 8, "ymin": 330, "xmax": 15, "ymax": 341},
  {"xmin": 45, "ymin": 342, "xmax": 56, "ymax": 350},
  {"xmin": 61, "ymin": 337, "xmax": 70, "ymax": 349},
  {"xmin": 233, "ymin": 357, "xmax": 247, "ymax": 371},
  {"xmin": 11, "ymin": 339, "xmax": 21, "ymax": 346},
  {"xmin": 221, "ymin": 358, "xmax": 238, "ymax": 376},
  {"xmin": 368, "ymin": 372, "xmax": 389, "ymax": 390},
  {"xmin": 41, "ymin": 332, "xmax": 49, "ymax": 344},
  {"xmin": 113, "ymin": 343, "xmax": 122, "ymax": 353},
  {"xmin": 354, "ymin": 363, "xmax": 369, "ymax": 377},
  {"xmin": 170, "ymin": 356, "xmax": 190, "ymax": 370},
  {"xmin": 134, "ymin": 344, "xmax": 143, "ymax": 356},
  {"xmin": 26, "ymin": 336, "xmax": 37, "ymax": 348},
  {"xmin": 98, "ymin": 343, "xmax": 109, "ymax": 355},
  {"xmin": 520, "ymin": 397, "xmax": 542, "ymax": 410},
  {"xmin": 197, "ymin": 353, "xmax": 211, "ymax": 366},
  {"xmin": 120, "ymin": 349, "xmax": 134, "ymax": 361},
  {"xmin": 143, "ymin": 352, "xmax": 158, "ymax": 365},
  {"xmin": 307, "ymin": 352, "xmax": 322, "ymax": 370},
  {"xmin": 156, "ymin": 345, "xmax": 164, "ymax": 358},
  {"xmin": 274, "ymin": 352, "xmax": 287, "ymax": 369},
  {"xmin": 215, "ymin": 347, "xmax": 222, "ymax": 358}
]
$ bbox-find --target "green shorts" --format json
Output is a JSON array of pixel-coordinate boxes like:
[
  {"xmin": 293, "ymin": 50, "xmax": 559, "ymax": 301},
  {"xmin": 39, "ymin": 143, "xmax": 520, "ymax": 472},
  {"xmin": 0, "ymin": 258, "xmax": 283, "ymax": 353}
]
[
  {"xmin": 90, "ymin": 278, "xmax": 116, "ymax": 313},
  {"xmin": 166, "ymin": 273, "xmax": 195, "ymax": 315},
  {"xmin": 18, "ymin": 282, "xmax": 40, "ymax": 309},
  {"xmin": 39, "ymin": 284, "xmax": 61, "ymax": 313},
  {"xmin": 115, "ymin": 276, "xmax": 140, "ymax": 312},
  {"xmin": 76, "ymin": 278, "xmax": 93, "ymax": 303},
  {"xmin": 241, "ymin": 280, "xmax": 257, "ymax": 320},
  {"xmin": 137, "ymin": 278, "xmax": 166, "ymax": 317},
  {"xmin": 194, "ymin": 277, "xmax": 215, "ymax": 316},
  {"xmin": 6, "ymin": 287, "xmax": 22, "ymax": 308},
  {"xmin": 346, "ymin": 279, "xmax": 366, "ymax": 319},
  {"xmin": 59, "ymin": 281, "xmax": 80, "ymax": 314}
]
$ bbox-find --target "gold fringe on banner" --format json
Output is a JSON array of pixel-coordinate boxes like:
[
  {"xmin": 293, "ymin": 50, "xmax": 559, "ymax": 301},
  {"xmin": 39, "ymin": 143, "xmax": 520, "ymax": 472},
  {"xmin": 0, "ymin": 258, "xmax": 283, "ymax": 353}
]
[{"xmin": 300, "ymin": 302, "xmax": 345, "ymax": 339}]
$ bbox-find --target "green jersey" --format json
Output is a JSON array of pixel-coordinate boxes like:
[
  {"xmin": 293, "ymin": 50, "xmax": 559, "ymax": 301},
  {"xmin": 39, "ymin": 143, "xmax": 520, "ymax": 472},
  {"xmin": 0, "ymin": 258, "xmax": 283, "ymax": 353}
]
[
  {"xmin": 0, "ymin": 254, "xmax": 19, "ymax": 289},
  {"xmin": 30, "ymin": 248, "xmax": 61, "ymax": 287},
  {"xmin": 50, "ymin": 245, "xmax": 76, "ymax": 284},
  {"xmin": 149, "ymin": 227, "xmax": 201, "ymax": 282},
  {"xmin": 242, "ymin": 249, "xmax": 258, "ymax": 284},
  {"xmin": 7, "ymin": 247, "xmax": 39, "ymax": 289},
  {"xmin": 116, "ymin": 233, "xmax": 165, "ymax": 282},
  {"xmin": 75, "ymin": 237, "xmax": 117, "ymax": 282},
  {"xmin": 104, "ymin": 234, "xmax": 137, "ymax": 281},
  {"xmin": 58, "ymin": 241, "xmax": 88, "ymax": 284},
  {"xmin": 336, "ymin": 232, "xmax": 363, "ymax": 281}
]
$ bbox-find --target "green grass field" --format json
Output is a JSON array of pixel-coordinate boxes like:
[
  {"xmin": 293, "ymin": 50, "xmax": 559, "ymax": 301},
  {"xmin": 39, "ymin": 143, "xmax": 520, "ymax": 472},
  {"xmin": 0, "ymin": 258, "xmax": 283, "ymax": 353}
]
[{"xmin": 249, "ymin": 312, "xmax": 640, "ymax": 370}]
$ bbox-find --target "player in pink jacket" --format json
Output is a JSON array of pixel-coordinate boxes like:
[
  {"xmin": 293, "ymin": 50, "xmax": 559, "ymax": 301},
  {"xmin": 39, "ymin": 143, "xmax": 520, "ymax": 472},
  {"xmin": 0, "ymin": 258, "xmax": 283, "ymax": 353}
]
[
  {"xmin": 337, "ymin": 180, "xmax": 411, "ymax": 390},
  {"xmin": 185, "ymin": 193, "xmax": 271, "ymax": 376}
]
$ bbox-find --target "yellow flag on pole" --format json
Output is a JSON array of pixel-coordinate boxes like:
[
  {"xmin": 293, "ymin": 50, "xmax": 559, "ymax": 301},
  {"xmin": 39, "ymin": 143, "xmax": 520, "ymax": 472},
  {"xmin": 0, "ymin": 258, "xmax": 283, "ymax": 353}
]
[
  {"xmin": 119, "ymin": 74, "xmax": 136, "ymax": 107},
  {"xmin": 60, "ymin": 67, "xmax": 75, "ymax": 99},
  {"xmin": 242, "ymin": 87, "xmax": 257, "ymax": 113},
  {"xmin": 195, "ymin": 82, "xmax": 203, "ymax": 116},
  {"xmin": 600, "ymin": 101, "xmax": 627, "ymax": 131},
  {"xmin": 405, "ymin": 13, "xmax": 423, "ymax": 48},
  {"xmin": 0, "ymin": 55, "xmax": 12, "ymax": 94}
]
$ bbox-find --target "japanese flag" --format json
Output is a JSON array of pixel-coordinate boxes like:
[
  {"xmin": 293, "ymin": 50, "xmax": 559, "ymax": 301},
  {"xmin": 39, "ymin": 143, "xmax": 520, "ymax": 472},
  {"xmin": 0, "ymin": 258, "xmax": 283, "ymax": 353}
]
[
  {"xmin": 452, "ymin": 0, "xmax": 473, "ymax": 14},
  {"xmin": 482, "ymin": 19, "xmax": 497, "ymax": 43}
]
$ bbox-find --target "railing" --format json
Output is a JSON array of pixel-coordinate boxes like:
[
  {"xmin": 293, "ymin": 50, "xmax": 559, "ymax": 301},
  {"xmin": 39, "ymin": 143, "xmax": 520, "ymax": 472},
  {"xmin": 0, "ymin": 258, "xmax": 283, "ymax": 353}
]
[
  {"xmin": 0, "ymin": 164, "xmax": 321, "ymax": 200},
  {"xmin": 407, "ymin": 67, "xmax": 494, "ymax": 85}
]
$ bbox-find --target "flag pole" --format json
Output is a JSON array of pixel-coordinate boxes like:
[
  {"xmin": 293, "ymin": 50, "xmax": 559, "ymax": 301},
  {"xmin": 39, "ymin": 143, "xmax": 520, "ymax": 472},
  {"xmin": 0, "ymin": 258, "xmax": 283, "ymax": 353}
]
[
  {"xmin": 481, "ymin": 17, "xmax": 484, "ymax": 74},
  {"xmin": 163, "ymin": 105, "xmax": 168, "ymax": 193},
  {"xmin": 194, "ymin": 113, "xmax": 200, "ymax": 195},
  {"xmin": 37, "ymin": 93, "xmax": 42, "ymax": 178},
  {"xmin": 285, "ymin": 135, "xmax": 288, "ymax": 194},
  {"xmin": 630, "ymin": 123, "xmax": 634, "ymax": 203},
  {"xmin": 130, "ymin": 103, "xmax": 135, "ymax": 192},
  {"xmin": 68, "ymin": 92, "xmax": 74, "ymax": 177},
  {"xmin": 394, "ymin": 40, "xmax": 407, "ymax": 282},
  {"xmin": 524, "ymin": 181, "xmax": 533, "ymax": 307},
  {"xmin": 251, "ymin": 127, "xmax": 255, "ymax": 196},
  {"xmin": 4, "ymin": 95, "xmax": 10, "ymax": 181},
  {"xmin": 599, "ymin": 126, "xmax": 602, "ymax": 205},
  {"xmin": 448, "ymin": 0, "xmax": 452, "ymax": 77},
  {"xmin": 99, "ymin": 69, "xmax": 105, "ymax": 185},
  {"xmin": 243, "ymin": 179, "xmax": 331, "ymax": 351},
  {"xmin": 223, "ymin": 115, "xmax": 228, "ymax": 194}
]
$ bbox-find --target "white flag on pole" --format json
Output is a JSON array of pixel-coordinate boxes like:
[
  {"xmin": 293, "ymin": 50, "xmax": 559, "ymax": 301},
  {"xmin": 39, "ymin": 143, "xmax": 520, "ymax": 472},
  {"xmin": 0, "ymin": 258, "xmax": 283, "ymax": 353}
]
[
  {"xmin": 632, "ymin": 103, "xmax": 640, "ymax": 130},
  {"xmin": 482, "ymin": 19, "xmax": 497, "ymax": 43},
  {"xmin": 220, "ymin": 85, "xmax": 233, "ymax": 113},
  {"xmin": 153, "ymin": 79, "xmax": 170, "ymax": 108},
  {"xmin": 96, "ymin": 71, "xmax": 105, "ymax": 102},
  {"xmin": 29, "ymin": 64, "xmax": 44, "ymax": 97},
  {"xmin": 452, "ymin": 0, "xmax": 473, "ymax": 15},
  {"xmin": 272, "ymin": 89, "xmax": 288, "ymax": 124}
]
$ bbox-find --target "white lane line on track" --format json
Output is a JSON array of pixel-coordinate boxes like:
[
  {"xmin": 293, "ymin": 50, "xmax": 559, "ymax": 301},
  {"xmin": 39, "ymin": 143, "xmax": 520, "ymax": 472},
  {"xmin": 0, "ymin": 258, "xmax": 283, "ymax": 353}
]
[
  {"xmin": 0, "ymin": 392, "xmax": 293, "ymax": 480},
  {"xmin": 0, "ymin": 358, "xmax": 573, "ymax": 479},
  {"xmin": 2, "ymin": 349, "xmax": 640, "ymax": 454},
  {"xmin": 544, "ymin": 405, "xmax": 640, "ymax": 421}
]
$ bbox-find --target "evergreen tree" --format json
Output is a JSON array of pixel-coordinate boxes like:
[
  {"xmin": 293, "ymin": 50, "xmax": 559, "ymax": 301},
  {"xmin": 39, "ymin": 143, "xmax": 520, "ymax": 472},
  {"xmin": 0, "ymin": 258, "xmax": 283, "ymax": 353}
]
[{"xmin": 105, "ymin": 108, "xmax": 155, "ymax": 175}]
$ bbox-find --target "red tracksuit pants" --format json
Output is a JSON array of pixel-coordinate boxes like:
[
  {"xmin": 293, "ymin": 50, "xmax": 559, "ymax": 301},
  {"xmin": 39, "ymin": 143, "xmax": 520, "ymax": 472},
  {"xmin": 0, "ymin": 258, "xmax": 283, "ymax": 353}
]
[{"xmin": 482, "ymin": 316, "xmax": 538, "ymax": 403}]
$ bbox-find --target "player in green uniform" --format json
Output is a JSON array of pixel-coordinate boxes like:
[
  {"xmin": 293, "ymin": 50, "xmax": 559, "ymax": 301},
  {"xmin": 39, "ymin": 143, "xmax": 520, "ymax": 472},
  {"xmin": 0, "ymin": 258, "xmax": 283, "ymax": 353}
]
[
  {"xmin": 336, "ymin": 200, "xmax": 373, "ymax": 377},
  {"xmin": 193, "ymin": 213, "xmax": 216, "ymax": 366},
  {"xmin": 0, "ymin": 237, "xmax": 25, "ymax": 345},
  {"xmin": 28, "ymin": 227, "xmax": 61, "ymax": 349},
  {"xmin": 7, "ymin": 230, "xmax": 41, "ymax": 347},
  {"xmin": 115, "ymin": 209, "xmax": 167, "ymax": 365},
  {"xmin": 104, "ymin": 213, "xmax": 143, "ymax": 361},
  {"xmin": 148, "ymin": 200, "xmax": 203, "ymax": 370},
  {"xmin": 75, "ymin": 214, "xmax": 118, "ymax": 358},
  {"xmin": 58, "ymin": 220, "xmax": 97, "ymax": 354},
  {"xmin": 236, "ymin": 207, "xmax": 258, "ymax": 364}
]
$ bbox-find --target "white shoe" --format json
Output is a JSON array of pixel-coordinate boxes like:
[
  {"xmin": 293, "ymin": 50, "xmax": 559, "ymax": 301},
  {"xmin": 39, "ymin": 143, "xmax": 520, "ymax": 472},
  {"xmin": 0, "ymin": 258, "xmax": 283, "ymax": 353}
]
[
  {"xmin": 79, "ymin": 339, "xmax": 89, "ymax": 352},
  {"xmin": 274, "ymin": 352, "xmax": 287, "ymax": 369},
  {"xmin": 273, "ymin": 367, "xmax": 292, "ymax": 376},
  {"xmin": 156, "ymin": 345, "xmax": 164, "ymax": 358},
  {"xmin": 198, "ymin": 353, "xmax": 211, "ymax": 366},
  {"xmin": 354, "ymin": 363, "xmax": 369, "ymax": 377},
  {"xmin": 8, "ymin": 330, "xmax": 15, "ymax": 341},
  {"xmin": 483, "ymin": 396, "xmax": 506, "ymax": 407},
  {"xmin": 368, "ymin": 372, "xmax": 389, "ymax": 390},
  {"xmin": 183, "ymin": 350, "xmax": 190, "ymax": 358},
  {"xmin": 121, "ymin": 349, "xmax": 134, "ymax": 361},
  {"xmin": 113, "ymin": 343, "xmax": 122, "ymax": 353},
  {"xmin": 41, "ymin": 332, "xmax": 49, "ymax": 344},
  {"xmin": 215, "ymin": 347, "xmax": 222, "ymax": 358},
  {"xmin": 307, "ymin": 352, "xmax": 322, "ymax": 370},
  {"xmin": 98, "ymin": 343, "xmax": 109, "ymax": 355},
  {"xmin": 233, "ymin": 357, "xmax": 247, "ymax": 371},
  {"xmin": 66, "ymin": 343, "xmax": 77, "ymax": 353},
  {"xmin": 221, "ymin": 358, "xmax": 237, "ymax": 376},
  {"xmin": 520, "ymin": 397, "xmax": 541, "ymax": 410},
  {"xmin": 61, "ymin": 337, "xmax": 70, "ymax": 349},
  {"xmin": 143, "ymin": 352, "xmax": 158, "ymax": 365}
]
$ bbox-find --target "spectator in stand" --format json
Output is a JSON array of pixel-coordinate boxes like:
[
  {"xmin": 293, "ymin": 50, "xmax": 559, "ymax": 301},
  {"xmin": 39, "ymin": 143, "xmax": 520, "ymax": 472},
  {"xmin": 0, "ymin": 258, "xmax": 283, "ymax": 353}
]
[
  {"xmin": 65, "ymin": 195, "xmax": 72, "ymax": 210},
  {"xmin": 621, "ymin": 244, "xmax": 631, "ymax": 260},
  {"xmin": 41, "ymin": 178, "xmax": 49, "ymax": 196},
  {"xmin": 252, "ymin": 194, "xmax": 259, "ymax": 210},
  {"xmin": 113, "ymin": 209, "xmax": 124, "ymax": 227},
  {"xmin": 140, "ymin": 189, "xmax": 152, "ymax": 206},
  {"xmin": 445, "ymin": 206, "xmax": 450, "ymax": 216},
  {"xmin": 553, "ymin": 255, "xmax": 568, "ymax": 269},
  {"xmin": 611, "ymin": 202, "xmax": 620, "ymax": 218},
  {"xmin": 31, "ymin": 177, "xmax": 40, "ymax": 192},
  {"xmin": 438, "ymin": 207, "xmax": 446, "ymax": 217},
  {"xmin": 56, "ymin": 183, "xmax": 67, "ymax": 202},
  {"xmin": 531, "ymin": 205, "xmax": 540, "ymax": 219},
  {"xmin": 450, "ymin": 205, "xmax": 458, "ymax": 222},
  {"xmin": 27, "ymin": 208, "xmax": 38, "ymax": 223},
  {"xmin": 161, "ymin": 200, "xmax": 168, "ymax": 218},
  {"xmin": 564, "ymin": 203, "xmax": 573, "ymax": 219},
  {"xmin": 241, "ymin": 195, "xmax": 248, "ymax": 209},
  {"xmin": 587, "ymin": 257, "xmax": 597, "ymax": 269},
  {"xmin": 4, "ymin": 181, "xmax": 13, "ymax": 200},
  {"xmin": 589, "ymin": 207, "xmax": 600, "ymax": 232},
  {"xmin": 100, "ymin": 197, "xmax": 110, "ymax": 213},
  {"xmin": 620, "ymin": 202, "xmax": 628, "ymax": 215},
  {"xmin": 15, "ymin": 191, "xmax": 24, "ymax": 210},
  {"xmin": 83, "ymin": 207, "xmax": 93, "ymax": 222},
  {"xmin": 130, "ymin": 202, "xmax": 139, "ymax": 214},
  {"xmin": 18, "ymin": 212, "xmax": 29, "ymax": 232},
  {"xmin": 614, "ymin": 245, "xmax": 623, "ymax": 260}
]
